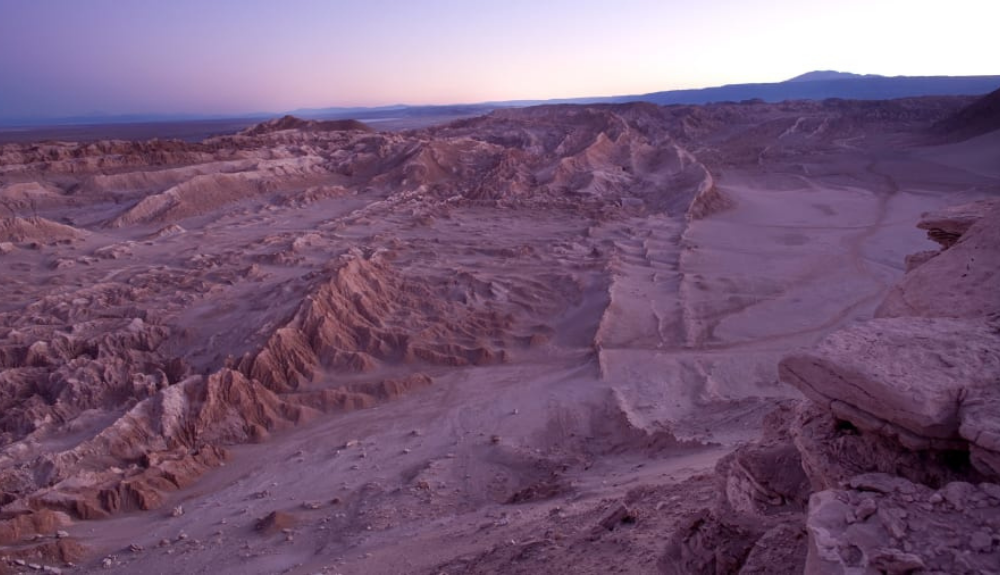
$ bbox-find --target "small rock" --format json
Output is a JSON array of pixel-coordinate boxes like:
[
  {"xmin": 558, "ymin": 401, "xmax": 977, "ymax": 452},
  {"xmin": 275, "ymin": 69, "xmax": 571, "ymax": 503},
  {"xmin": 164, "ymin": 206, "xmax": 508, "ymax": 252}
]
[
  {"xmin": 512, "ymin": 409, "xmax": 519, "ymax": 415},
  {"xmin": 129, "ymin": 543, "xmax": 144, "ymax": 552},
  {"xmin": 980, "ymin": 483, "xmax": 1000, "ymax": 500},
  {"xmin": 177, "ymin": 532, "xmax": 189, "ymax": 541},
  {"xmin": 941, "ymin": 481, "xmax": 976, "ymax": 511},
  {"xmin": 847, "ymin": 474, "xmax": 910, "ymax": 494},
  {"xmin": 855, "ymin": 498, "xmax": 878, "ymax": 520},
  {"xmin": 598, "ymin": 505, "xmax": 636, "ymax": 531},
  {"xmin": 14, "ymin": 559, "xmax": 27, "ymax": 566},
  {"xmin": 256, "ymin": 511, "xmax": 297, "ymax": 534},
  {"xmin": 970, "ymin": 531, "xmax": 993, "ymax": 552},
  {"xmin": 55, "ymin": 530, "xmax": 70, "ymax": 539},
  {"xmin": 344, "ymin": 439, "xmax": 360, "ymax": 449},
  {"xmin": 490, "ymin": 435, "xmax": 501, "ymax": 444},
  {"xmin": 170, "ymin": 505, "xmax": 184, "ymax": 517},
  {"xmin": 42, "ymin": 567, "xmax": 62, "ymax": 575},
  {"xmin": 868, "ymin": 548, "xmax": 925, "ymax": 572},
  {"xmin": 28, "ymin": 564, "xmax": 42, "ymax": 571},
  {"xmin": 158, "ymin": 538, "xmax": 171, "ymax": 547},
  {"xmin": 102, "ymin": 557, "xmax": 113, "ymax": 569},
  {"xmin": 876, "ymin": 507, "xmax": 908, "ymax": 539},
  {"xmin": 402, "ymin": 448, "xmax": 411, "ymax": 454}
]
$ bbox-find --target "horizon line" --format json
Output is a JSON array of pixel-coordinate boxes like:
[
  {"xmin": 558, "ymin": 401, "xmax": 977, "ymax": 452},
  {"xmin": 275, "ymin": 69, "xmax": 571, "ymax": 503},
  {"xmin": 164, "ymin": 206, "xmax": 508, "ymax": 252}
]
[{"xmin": 3, "ymin": 71, "xmax": 1000, "ymax": 129}]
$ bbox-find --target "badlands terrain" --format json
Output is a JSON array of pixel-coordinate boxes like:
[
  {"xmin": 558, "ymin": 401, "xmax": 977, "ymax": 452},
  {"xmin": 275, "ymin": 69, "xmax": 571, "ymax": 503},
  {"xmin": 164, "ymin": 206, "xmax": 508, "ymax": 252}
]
[{"xmin": 0, "ymin": 92, "xmax": 998, "ymax": 574}]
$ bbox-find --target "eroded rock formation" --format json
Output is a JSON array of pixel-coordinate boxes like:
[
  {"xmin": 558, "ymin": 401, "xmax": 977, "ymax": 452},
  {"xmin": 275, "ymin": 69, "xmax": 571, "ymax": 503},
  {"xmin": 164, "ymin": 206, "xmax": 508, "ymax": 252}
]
[
  {"xmin": 0, "ymin": 104, "xmax": 728, "ymax": 566},
  {"xmin": 0, "ymin": 97, "xmax": 994, "ymax": 572},
  {"xmin": 666, "ymin": 199, "xmax": 1000, "ymax": 573}
]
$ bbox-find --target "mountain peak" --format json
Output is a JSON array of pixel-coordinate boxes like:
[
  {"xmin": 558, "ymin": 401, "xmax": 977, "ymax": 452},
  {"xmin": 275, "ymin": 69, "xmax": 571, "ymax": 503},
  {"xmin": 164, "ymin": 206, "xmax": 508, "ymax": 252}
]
[{"xmin": 784, "ymin": 70, "xmax": 883, "ymax": 83}]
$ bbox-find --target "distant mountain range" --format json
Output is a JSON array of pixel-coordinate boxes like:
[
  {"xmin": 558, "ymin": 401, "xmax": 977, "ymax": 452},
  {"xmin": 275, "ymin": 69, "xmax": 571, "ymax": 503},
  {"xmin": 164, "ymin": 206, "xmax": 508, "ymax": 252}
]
[
  {"xmin": 2, "ymin": 71, "xmax": 999, "ymax": 128},
  {"xmin": 609, "ymin": 73, "xmax": 1000, "ymax": 107}
]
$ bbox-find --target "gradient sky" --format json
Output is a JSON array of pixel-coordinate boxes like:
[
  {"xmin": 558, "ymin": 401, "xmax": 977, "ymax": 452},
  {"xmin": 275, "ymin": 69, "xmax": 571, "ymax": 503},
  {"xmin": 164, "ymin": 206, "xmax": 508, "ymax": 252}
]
[{"xmin": 0, "ymin": 0, "xmax": 995, "ymax": 119}]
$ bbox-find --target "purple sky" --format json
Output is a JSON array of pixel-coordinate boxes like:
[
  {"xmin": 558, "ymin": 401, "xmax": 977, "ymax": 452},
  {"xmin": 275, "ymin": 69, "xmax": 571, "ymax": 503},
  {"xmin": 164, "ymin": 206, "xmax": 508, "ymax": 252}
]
[{"xmin": 0, "ymin": 0, "xmax": 995, "ymax": 120}]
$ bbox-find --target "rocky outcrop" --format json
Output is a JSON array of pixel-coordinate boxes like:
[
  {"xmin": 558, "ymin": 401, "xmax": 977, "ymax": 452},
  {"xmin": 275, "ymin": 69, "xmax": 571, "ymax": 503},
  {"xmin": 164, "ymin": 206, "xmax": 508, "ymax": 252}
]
[
  {"xmin": 107, "ymin": 157, "xmax": 327, "ymax": 227},
  {"xmin": 240, "ymin": 115, "xmax": 373, "ymax": 136},
  {"xmin": 662, "ymin": 509, "xmax": 805, "ymax": 575},
  {"xmin": 0, "ymin": 139, "xmax": 219, "ymax": 176},
  {"xmin": 661, "ymin": 404, "xmax": 810, "ymax": 574},
  {"xmin": 790, "ymin": 402, "xmax": 988, "ymax": 493},
  {"xmin": 0, "ymin": 182, "xmax": 65, "ymax": 211},
  {"xmin": 780, "ymin": 317, "xmax": 1000, "ymax": 455},
  {"xmin": 781, "ymin": 200, "xmax": 1000, "ymax": 483},
  {"xmin": 244, "ymin": 248, "xmax": 518, "ymax": 391},
  {"xmin": 807, "ymin": 474, "xmax": 1000, "ymax": 574},
  {"xmin": 666, "ymin": 198, "xmax": 1000, "ymax": 573},
  {"xmin": 782, "ymin": 200, "xmax": 1000, "ymax": 573},
  {"xmin": 915, "ymin": 199, "xmax": 1000, "ymax": 249},
  {"xmin": 0, "ymin": 216, "xmax": 86, "ymax": 245},
  {"xmin": 876, "ymin": 199, "xmax": 1000, "ymax": 319}
]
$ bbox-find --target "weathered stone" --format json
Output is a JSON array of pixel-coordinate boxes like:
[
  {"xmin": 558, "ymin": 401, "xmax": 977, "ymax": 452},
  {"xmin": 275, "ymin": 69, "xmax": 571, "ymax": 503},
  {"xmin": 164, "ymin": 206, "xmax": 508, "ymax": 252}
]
[
  {"xmin": 805, "ymin": 477, "xmax": 1000, "ymax": 574},
  {"xmin": 877, "ymin": 200, "xmax": 1000, "ymax": 319},
  {"xmin": 255, "ymin": 511, "xmax": 297, "ymax": 535},
  {"xmin": 781, "ymin": 317, "xmax": 1000, "ymax": 442},
  {"xmin": 791, "ymin": 402, "xmax": 985, "ymax": 492}
]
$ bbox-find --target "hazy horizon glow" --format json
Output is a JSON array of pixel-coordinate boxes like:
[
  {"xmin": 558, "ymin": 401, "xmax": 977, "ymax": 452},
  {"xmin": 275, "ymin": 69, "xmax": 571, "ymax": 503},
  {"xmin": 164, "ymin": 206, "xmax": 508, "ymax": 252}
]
[{"xmin": 0, "ymin": 0, "xmax": 996, "ymax": 119}]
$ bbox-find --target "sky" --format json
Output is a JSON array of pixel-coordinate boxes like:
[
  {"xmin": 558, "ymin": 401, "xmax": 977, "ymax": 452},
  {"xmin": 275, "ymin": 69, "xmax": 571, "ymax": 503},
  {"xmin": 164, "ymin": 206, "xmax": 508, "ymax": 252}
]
[{"xmin": 0, "ymin": 0, "xmax": 996, "ymax": 120}]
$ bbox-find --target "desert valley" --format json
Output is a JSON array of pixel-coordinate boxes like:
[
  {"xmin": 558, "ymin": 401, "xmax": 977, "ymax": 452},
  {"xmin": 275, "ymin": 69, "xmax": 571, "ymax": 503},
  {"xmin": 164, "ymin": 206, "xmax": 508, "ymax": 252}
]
[{"xmin": 0, "ymin": 89, "xmax": 999, "ymax": 575}]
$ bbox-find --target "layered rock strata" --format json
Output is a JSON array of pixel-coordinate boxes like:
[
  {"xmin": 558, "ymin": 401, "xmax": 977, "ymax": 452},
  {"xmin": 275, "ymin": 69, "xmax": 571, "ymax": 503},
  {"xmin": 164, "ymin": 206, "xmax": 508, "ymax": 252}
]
[{"xmin": 666, "ymin": 200, "xmax": 1000, "ymax": 573}]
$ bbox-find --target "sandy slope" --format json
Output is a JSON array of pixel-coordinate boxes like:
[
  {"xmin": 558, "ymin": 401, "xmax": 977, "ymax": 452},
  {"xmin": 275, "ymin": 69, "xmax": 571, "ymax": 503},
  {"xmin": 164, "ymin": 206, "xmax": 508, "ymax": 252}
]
[{"xmin": 0, "ymin": 98, "xmax": 997, "ymax": 574}]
